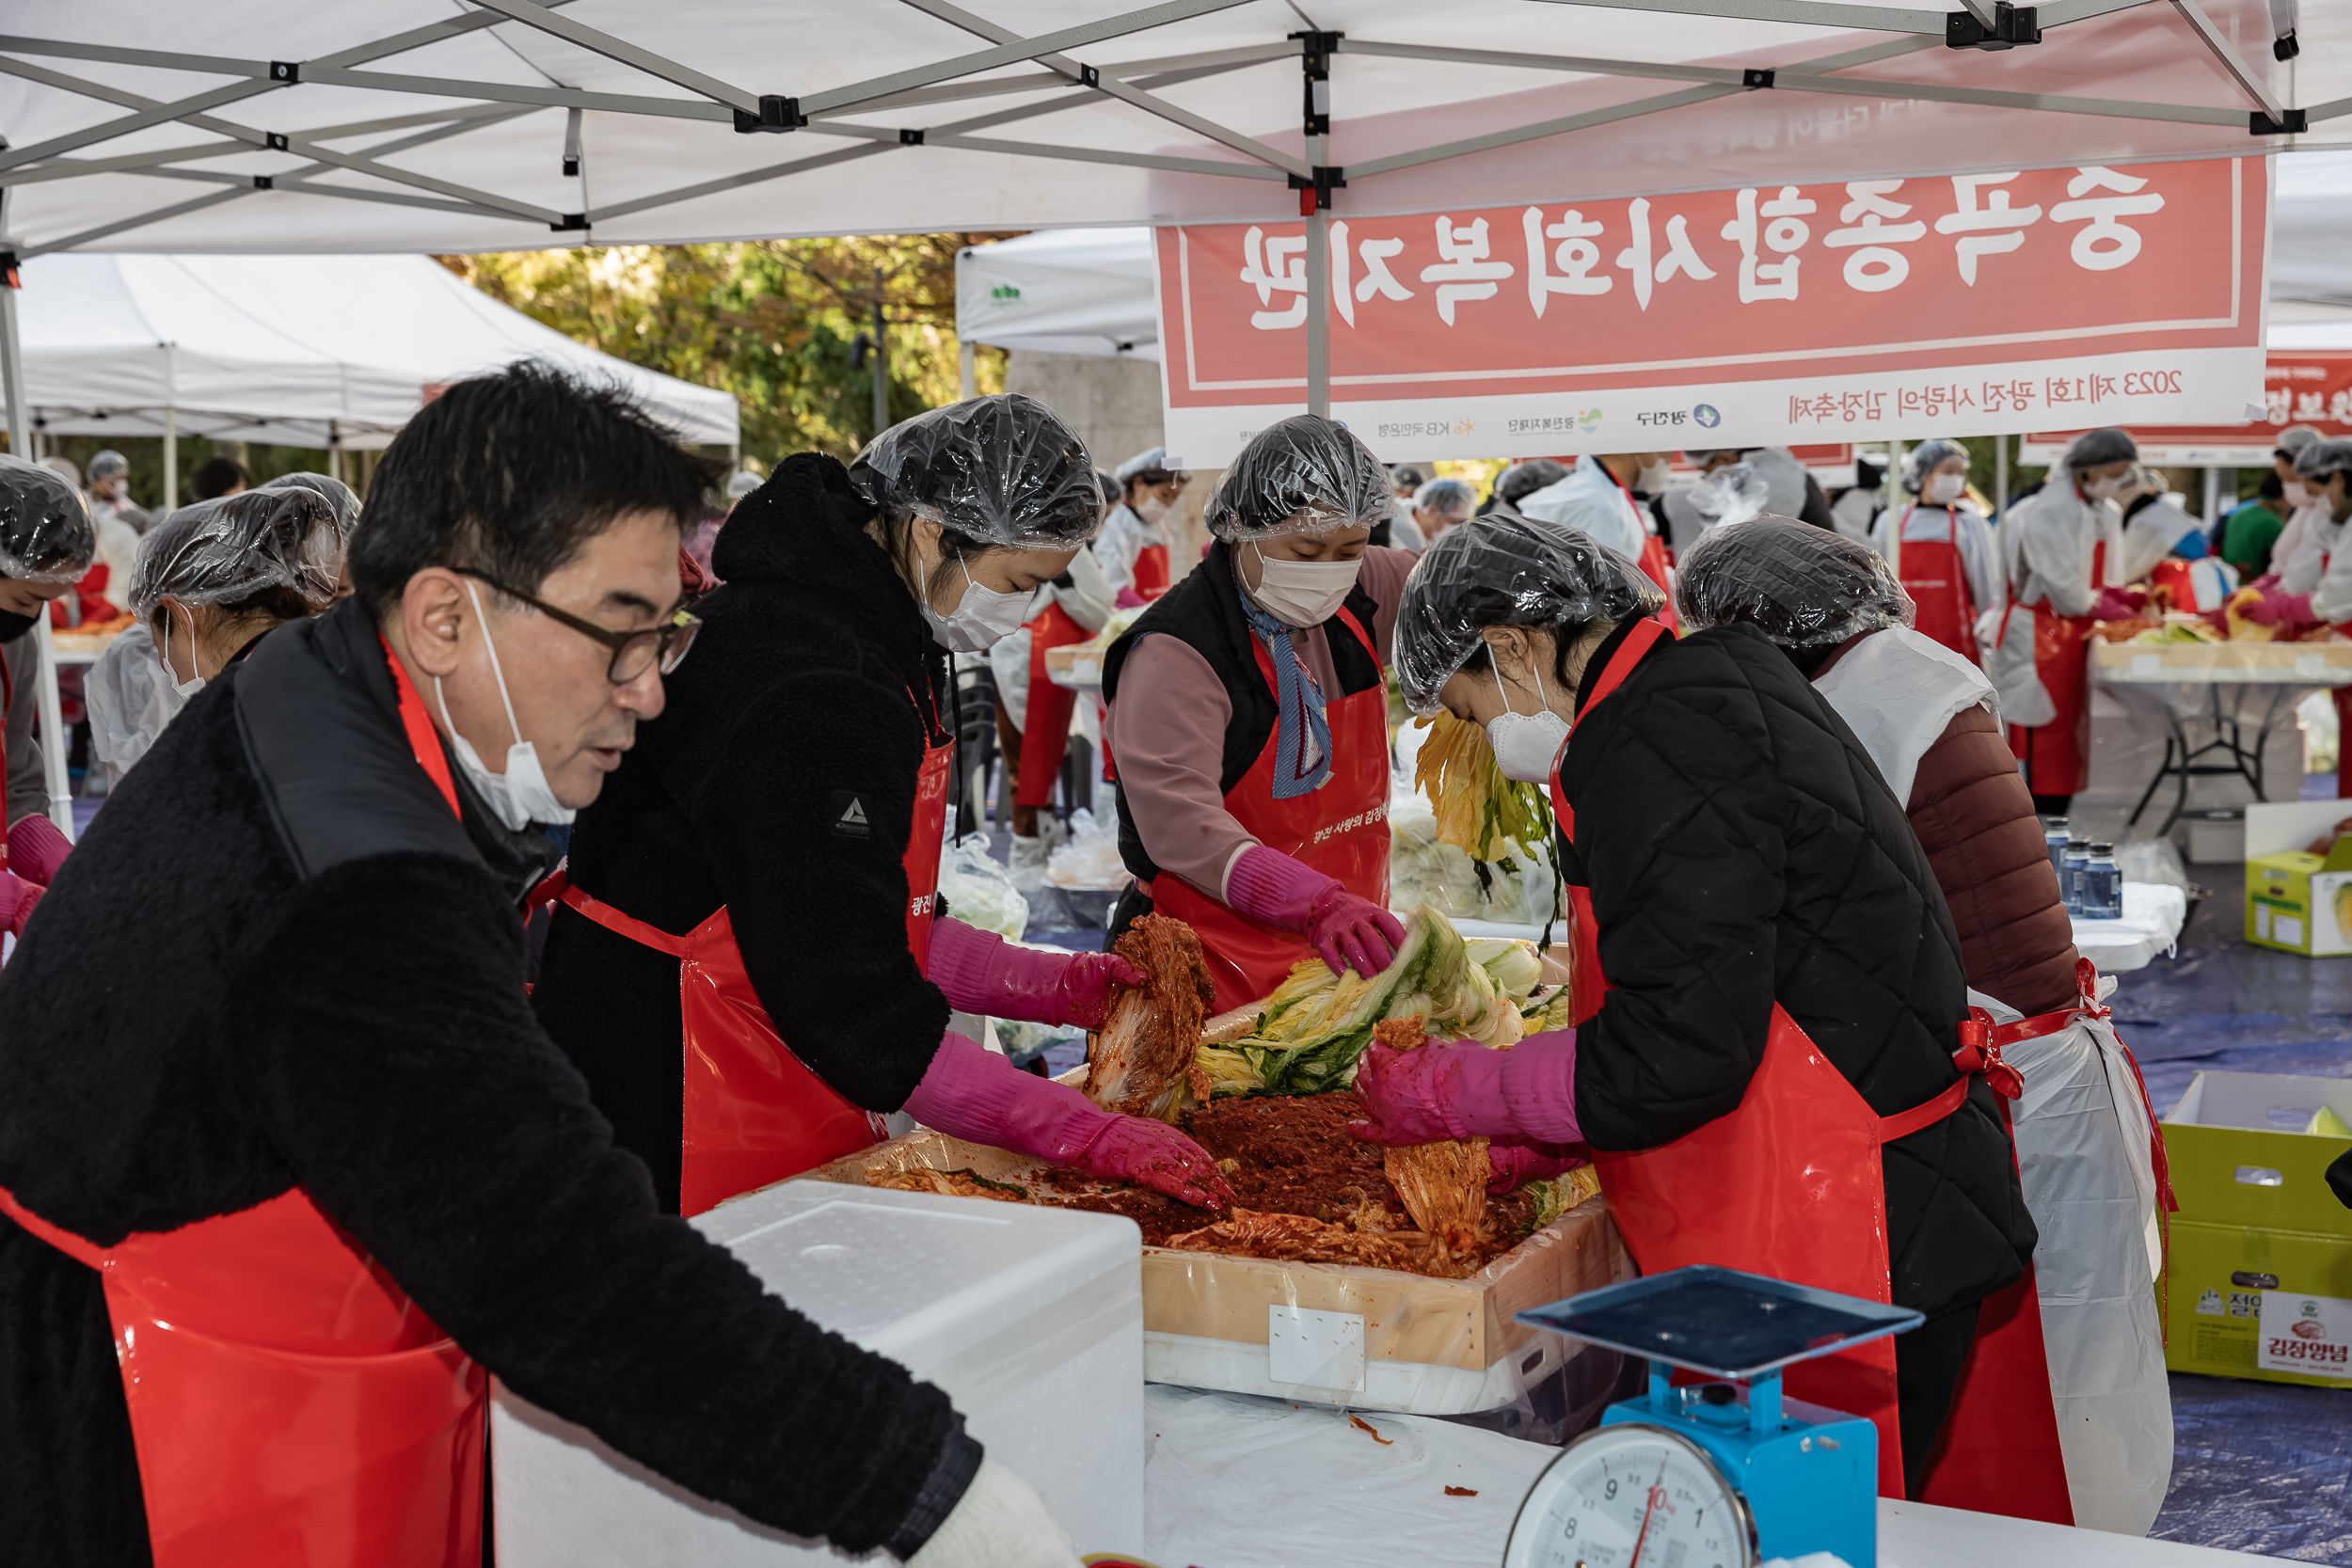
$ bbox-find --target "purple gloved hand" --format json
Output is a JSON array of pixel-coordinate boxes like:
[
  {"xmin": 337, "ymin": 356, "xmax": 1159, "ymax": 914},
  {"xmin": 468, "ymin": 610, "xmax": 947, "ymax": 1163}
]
[
  {"xmin": 7, "ymin": 814, "xmax": 71, "ymax": 888},
  {"xmin": 0, "ymin": 868, "xmax": 43, "ymax": 940},
  {"xmin": 905, "ymin": 1031, "xmax": 1235, "ymax": 1211},
  {"xmin": 925, "ymin": 917, "xmax": 1146, "ymax": 1030},
  {"xmin": 2246, "ymin": 590, "xmax": 2315, "ymax": 626},
  {"xmin": 1347, "ymin": 1027, "xmax": 1583, "ymax": 1147},
  {"xmin": 1225, "ymin": 844, "xmax": 1405, "ymax": 980},
  {"xmin": 1486, "ymin": 1142, "xmax": 1590, "ymax": 1196},
  {"xmin": 2090, "ymin": 586, "xmax": 2145, "ymax": 622}
]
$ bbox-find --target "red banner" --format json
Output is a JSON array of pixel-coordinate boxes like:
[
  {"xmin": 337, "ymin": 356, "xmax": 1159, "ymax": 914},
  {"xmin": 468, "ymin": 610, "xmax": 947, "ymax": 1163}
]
[
  {"xmin": 2023, "ymin": 352, "xmax": 2352, "ymax": 466},
  {"xmin": 1156, "ymin": 158, "xmax": 2268, "ymax": 467}
]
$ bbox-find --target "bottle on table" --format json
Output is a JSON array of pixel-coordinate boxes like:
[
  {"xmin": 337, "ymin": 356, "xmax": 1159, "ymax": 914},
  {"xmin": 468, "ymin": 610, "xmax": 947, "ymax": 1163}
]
[
  {"xmin": 2042, "ymin": 816, "xmax": 2071, "ymax": 885},
  {"xmin": 2081, "ymin": 843, "xmax": 2122, "ymax": 920},
  {"xmin": 2061, "ymin": 839, "xmax": 2090, "ymax": 917}
]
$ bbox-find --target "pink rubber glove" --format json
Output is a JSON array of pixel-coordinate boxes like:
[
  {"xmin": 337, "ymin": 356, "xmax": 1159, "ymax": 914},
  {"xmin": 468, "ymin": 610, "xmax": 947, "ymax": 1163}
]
[
  {"xmin": 0, "ymin": 868, "xmax": 42, "ymax": 940},
  {"xmin": 2246, "ymin": 591, "xmax": 2314, "ymax": 626},
  {"xmin": 904, "ymin": 1032, "xmax": 1235, "ymax": 1211},
  {"xmin": 1348, "ymin": 1028, "xmax": 1583, "ymax": 1146},
  {"xmin": 1225, "ymin": 844, "xmax": 1405, "ymax": 980},
  {"xmin": 1486, "ymin": 1142, "xmax": 1590, "ymax": 1196},
  {"xmin": 7, "ymin": 814, "xmax": 72, "ymax": 888},
  {"xmin": 2091, "ymin": 586, "xmax": 2144, "ymax": 622},
  {"xmin": 924, "ymin": 917, "xmax": 1145, "ymax": 1030},
  {"xmin": 2249, "ymin": 573, "xmax": 2281, "ymax": 594},
  {"xmin": 1114, "ymin": 587, "xmax": 1150, "ymax": 610}
]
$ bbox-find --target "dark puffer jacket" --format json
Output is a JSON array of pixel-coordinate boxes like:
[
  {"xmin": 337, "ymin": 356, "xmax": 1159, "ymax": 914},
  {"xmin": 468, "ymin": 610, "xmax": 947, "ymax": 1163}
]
[{"xmin": 1560, "ymin": 619, "xmax": 2036, "ymax": 1321}]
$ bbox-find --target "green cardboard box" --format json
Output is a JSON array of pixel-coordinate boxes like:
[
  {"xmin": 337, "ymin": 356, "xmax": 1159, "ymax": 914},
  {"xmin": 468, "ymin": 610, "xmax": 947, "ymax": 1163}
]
[
  {"xmin": 2244, "ymin": 800, "xmax": 2352, "ymax": 957},
  {"xmin": 2162, "ymin": 1071, "xmax": 2352, "ymax": 1386}
]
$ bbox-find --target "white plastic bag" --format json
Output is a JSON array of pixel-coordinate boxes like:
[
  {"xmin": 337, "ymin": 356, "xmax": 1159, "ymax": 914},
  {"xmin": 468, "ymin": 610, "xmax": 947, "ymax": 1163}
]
[
  {"xmin": 1045, "ymin": 806, "xmax": 1130, "ymax": 890},
  {"xmin": 937, "ymin": 834, "xmax": 1029, "ymax": 938},
  {"xmin": 2114, "ymin": 837, "xmax": 2189, "ymax": 892}
]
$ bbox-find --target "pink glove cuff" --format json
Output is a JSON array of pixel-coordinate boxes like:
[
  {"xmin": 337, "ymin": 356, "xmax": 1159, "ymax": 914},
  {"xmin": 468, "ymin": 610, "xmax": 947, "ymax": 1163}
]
[
  {"xmin": 924, "ymin": 918, "xmax": 1016, "ymax": 1015},
  {"xmin": 1496, "ymin": 1028, "xmax": 1583, "ymax": 1145},
  {"xmin": 8, "ymin": 813, "xmax": 72, "ymax": 888},
  {"xmin": 1114, "ymin": 588, "xmax": 1149, "ymax": 610},
  {"xmin": 904, "ymin": 1030, "xmax": 1110, "ymax": 1161},
  {"xmin": 1224, "ymin": 844, "xmax": 1340, "ymax": 930}
]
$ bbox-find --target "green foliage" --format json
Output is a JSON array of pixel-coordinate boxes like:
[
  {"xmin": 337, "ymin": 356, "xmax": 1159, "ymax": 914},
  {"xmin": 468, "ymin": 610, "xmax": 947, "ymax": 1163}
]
[{"xmin": 441, "ymin": 234, "xmax": 1015, "ymax": 466}]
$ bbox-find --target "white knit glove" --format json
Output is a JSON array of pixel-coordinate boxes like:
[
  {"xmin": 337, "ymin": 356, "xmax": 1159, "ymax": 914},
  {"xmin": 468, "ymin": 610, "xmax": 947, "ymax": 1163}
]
[{"xmin": 905, "ymin": 1458, "xmax": 1081, "ymax": 1568}]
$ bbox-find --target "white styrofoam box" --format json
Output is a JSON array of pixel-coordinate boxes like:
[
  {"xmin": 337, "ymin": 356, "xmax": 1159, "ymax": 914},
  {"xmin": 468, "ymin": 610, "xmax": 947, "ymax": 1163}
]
[
  {"xmin": 2245, "ymin": 800, "xmax": 2352, "ymax": 861},
  {"xmin": 1144, "ymin": 1324, "xmax": 1572, "ymax": 1415},
  {"xmin": 494, "ymin": 1180, "xmax": 1144, "ymax": 1565}
]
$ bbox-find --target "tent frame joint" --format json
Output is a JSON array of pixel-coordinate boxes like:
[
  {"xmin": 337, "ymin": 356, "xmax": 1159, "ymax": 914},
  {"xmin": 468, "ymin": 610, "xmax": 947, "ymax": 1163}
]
[
  {"xmin": 1289, "ymin": 166, "xmax": 1344, "ymax": 214},
  {"xmin": 549, "ymin": 212, "xmax": 589, "ymax": 230},
  {"xmin": 732, "ymin": 94, "xmax": 805, "ymax": 134},
  {"xmin": 1946, "ymin": 3, "xmax": 2042, "ymax": 47},
  {"xmin": 1742, "ymin": 68, "xmax": 1774, "ymax": 89},
  {"xmin": 251, "ymin": 174, "xmax": 273, "ymax": 190},
  {"xmin": 268, "ymin": 59, "xmax": 299, "ymax": 84},
  {"xmin": 2251, "ymin": 107, "xmax": 2308, "ymax": 135}
]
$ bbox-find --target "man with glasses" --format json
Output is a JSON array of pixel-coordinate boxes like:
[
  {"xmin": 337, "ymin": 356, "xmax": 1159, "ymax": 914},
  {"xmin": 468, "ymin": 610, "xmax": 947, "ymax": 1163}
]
[{"xmin": 0, "ymin": 365, "xmax": 1080, "ymax": 1567}]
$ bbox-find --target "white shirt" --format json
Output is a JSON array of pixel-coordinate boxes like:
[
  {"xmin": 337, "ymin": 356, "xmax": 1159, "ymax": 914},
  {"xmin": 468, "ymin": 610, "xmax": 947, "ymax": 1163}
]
[
  {"xmin": 1999, "ymin": 480, "xmax": 2177, "ymax": 615},
  {"xmin": 1095, "ymin": 501, "xmax": 1166, "ymax": 594},
  {"xmin": 1517, "ymin": 455, "xmax": 1647, "ymax": 561}
]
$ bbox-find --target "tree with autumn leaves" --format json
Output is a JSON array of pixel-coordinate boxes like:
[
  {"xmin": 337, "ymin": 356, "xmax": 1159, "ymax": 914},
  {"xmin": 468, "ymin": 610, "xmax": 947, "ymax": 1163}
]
[{"xmin": 440, "ymin": 232, "xmax": 1015, "ymax": 468}]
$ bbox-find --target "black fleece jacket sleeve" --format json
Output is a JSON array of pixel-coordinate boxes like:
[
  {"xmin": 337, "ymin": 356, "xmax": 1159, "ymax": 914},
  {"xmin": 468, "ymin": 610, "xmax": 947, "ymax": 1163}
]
[
  {"xmin": 1569, "ymin": 681, "xmax": 1788, "ymax": 1151},
  {"xmin": 698, "ymin": 672, "xmax": 952, "ymax": 1113},
  {"xmin": 239, "ymin": 850, "xmax": 974, "ymax": 1557}
]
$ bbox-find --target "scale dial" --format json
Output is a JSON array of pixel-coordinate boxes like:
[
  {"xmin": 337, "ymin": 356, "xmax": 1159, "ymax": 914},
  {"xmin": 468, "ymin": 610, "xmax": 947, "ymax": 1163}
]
[{"xmin": 1503, "ymin": 1422, "xmax": 1759, "ymax": 1568}]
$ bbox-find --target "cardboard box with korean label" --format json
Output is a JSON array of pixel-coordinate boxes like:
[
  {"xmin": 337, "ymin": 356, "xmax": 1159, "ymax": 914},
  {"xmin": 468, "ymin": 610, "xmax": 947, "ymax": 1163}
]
[
  {"xmin": 2243, "ymin": 800, "xmax": 2352, "ymax": 957},
  {"xmin": 2162, "ymin": 1069, "xmax": 2352, "ymax": 1387}
]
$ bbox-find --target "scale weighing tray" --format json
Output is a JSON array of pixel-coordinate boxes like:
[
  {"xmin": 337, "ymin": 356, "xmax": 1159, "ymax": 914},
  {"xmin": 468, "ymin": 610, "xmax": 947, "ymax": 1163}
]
[{"xmin": 1505, "ymin": 1266, "xmax": 1924, "ymax": 1568}]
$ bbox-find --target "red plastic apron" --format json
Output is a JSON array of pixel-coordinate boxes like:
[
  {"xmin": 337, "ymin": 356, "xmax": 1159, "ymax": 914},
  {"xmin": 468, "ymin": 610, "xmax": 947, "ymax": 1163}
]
[
  {"xmin": 0, "ymin": 639, "xmax": 495, "ymax": 1567},
  {"xmin": 1886, "ymin": 505, "xmax": 1979, "ymax": 666},
  {"xmin": 1552, "ymin": 619, "xmax": 2065, "ymax": 1516},
  {"xmin": 2004, "ymin": 540, "xmax": 2104, "ymax": 798},
  {"xmin": 1146, "ymin": 607, "xmax": 1390, "ymax": 1012},
  {"xmin": 1133, "ymin": 542, "xmax": 1171, "ymax": 598},
  {"xmin": 1016, "ymin": 599, "xmax": 1089, "ymax": 810},
  {"xmin": 560, "ymin": 710, "xmax": 954, "ymax": 1216}
]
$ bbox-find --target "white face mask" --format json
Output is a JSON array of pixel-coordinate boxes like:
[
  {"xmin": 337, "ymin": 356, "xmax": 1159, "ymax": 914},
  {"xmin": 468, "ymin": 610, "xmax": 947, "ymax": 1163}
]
[
  {"xmin": 920, "ymin": 554, "xmax": 1032, "ymax": 653},
  {"xmin": 1247, "ymin": 542, "xmax": 1360, "ymax": 627},
  {"xmin": 1926, "ymin": 471, "xmax": 1967, "ymax": 505},
  {"xmin": 1636, "ymin": 460, "xmax": 1672, "ymax": 496},
  {"xmin": 1136, "ymin": 494, "xmax": 1172, "ymax": 527},
  {"xmin": 157, "ymin": 604, "xmax": 206, "ymax": 713},
  {"xmin": 435, "ymin": 578, "xmax": 575, "ymax": 831},
  {"xmin": 2081, "ymin": 473, "xmax": 2124, "ymax": 502},
  {"xmin": 2285, "ymin": 480, "xmax": 2315, "ymax": 509},
  {"xmin": 1485, "ymin": 643, "xmax": 1572, "ymax": 784}
]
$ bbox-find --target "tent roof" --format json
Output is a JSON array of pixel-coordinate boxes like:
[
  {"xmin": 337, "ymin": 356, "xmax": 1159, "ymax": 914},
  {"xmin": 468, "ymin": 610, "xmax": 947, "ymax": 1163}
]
[
  {"xmin": 0, "ymin": 1, "xmax": 2335, "ymax": 256},
  {"xmin": 14, "ymin": 250, "xmax": 739, "ymax": 448},
  {"xmin": 957, "ymin": 227, "xmax": 1159, "ymax": 359}
]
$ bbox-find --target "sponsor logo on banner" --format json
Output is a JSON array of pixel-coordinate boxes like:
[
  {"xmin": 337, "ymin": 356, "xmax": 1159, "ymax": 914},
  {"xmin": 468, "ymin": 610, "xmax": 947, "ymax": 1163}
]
[
  {"xmin": 2259, "ymin": 1291, "xmax": 2352, "ymax": 1376},
  {"xmin": 1156, "ymin": 158, "xmax": 2267, "ymax": 464}
]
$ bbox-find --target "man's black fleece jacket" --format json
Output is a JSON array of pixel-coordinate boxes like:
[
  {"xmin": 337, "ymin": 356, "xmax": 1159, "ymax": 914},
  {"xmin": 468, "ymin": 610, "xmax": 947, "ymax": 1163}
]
[
  {"xmin": 533, "ymin": 452, "xmax": 955, "ymax": 1213},
  {"xmin": 0, "ymin": 595, "xmax": 977, "ymax": 1566}
]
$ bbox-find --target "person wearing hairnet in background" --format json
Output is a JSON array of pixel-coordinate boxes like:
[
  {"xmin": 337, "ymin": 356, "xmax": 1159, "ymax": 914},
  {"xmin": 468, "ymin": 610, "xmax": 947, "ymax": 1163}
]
[
  {"xmin": 1479, "ymin": 457, "xmax": 1569, "ymax": 516},
  {"xmin": 84, "ymin": 481, "xmax": 349, "ymax": 790},
  {"xmin": 1872, "ymin": 438, "xmax": 1999, "ymax": 667},
  {"xmin": 1101, "ymin": 416, "xmax": 1409, "ymax": 1010},
  {"xmin": 533, "ymin": 393, "xmax": 1231, "ymax": 1237},
  {"xmin": 1677, "ymin": 516, "xmax": 2174, "ymax": 1532},
  {"xmin": 1984, "ymin": 427, "xmax": 2179, "ymax": 816},
  {"xmin": 991, "ymin": 473, "xmax": 1118, "ymax": 886},
  {"xmin": 1355, "ymin": 512, "xmax": 2040, "ymax": 1508},
  {"xmin": 0, "ymin": 456, "xmax": 96, "ymax": 941},
  {"xmin": 2239, "ymin": 438, "xmax": 2352, "ymax": 797},
  {"xmin": 1097, "ymin": 445, "xmax": 1189, "ymax": 606},
  {"xmin": 1514, "ymin": 451, "xmax": 1677, "ymax": 608},
  {"xmin": 85, "ymin": 450, "xmax": 150, "ymax": 536},
  {"xmin": 2255, "ymin": 424, "xmax": 2326, "ymax": 582},
  {"xmin": 1409, "ymin": 477, "xmax": 1476, "ymax": 549}
]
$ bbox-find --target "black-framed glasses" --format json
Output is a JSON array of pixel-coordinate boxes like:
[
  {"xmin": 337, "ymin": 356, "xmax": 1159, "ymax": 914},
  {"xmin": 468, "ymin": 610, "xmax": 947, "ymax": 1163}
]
[{"xmin": 461, "ymin": 570, "xmax": 701, "ymax": 683}]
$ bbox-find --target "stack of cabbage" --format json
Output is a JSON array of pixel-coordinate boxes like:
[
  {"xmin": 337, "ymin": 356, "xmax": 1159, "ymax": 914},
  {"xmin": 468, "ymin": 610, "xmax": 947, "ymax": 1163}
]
[{"xmin": 1199, "ymin": 907, "xmax": 1565, "ymax": 1098}]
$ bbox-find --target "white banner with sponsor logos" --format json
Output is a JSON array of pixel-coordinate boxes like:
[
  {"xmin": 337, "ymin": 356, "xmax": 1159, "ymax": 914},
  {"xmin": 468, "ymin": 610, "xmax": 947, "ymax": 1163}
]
[{"xmin": 1154, "ymin": 158, "xmax": 2270, "ymax": 467}]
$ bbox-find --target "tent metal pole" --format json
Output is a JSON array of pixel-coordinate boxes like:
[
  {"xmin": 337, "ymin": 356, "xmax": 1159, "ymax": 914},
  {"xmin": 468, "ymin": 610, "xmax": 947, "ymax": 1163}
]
[
  {"xmin": 2203, "ymin": 463, "xmax": 2220, "ymax": 528},
  {"xmin": 1307, "ymin": 208, "xmax": 1329, "ymax": 419},
  {"xmin": 163, "ymin": 405, "xmax": 177, "ymax": 510},
  {"xmin": 0, "ymin": 279, "xmax": 74, "ymax": 837},
  {"xmin": 1994, "ymin": 433, "xmax": 2008, "ymax": 521},
  {"xmin": 960, "ymin": 341, "xmax": 977, "ymax": 402},
  {"xmin": 329, "ymin": 421, "xmax": 342, "ymax": 486},
  {"xmin": 871, "ymin": 266, "xmax": 888, "ymax": 442}
]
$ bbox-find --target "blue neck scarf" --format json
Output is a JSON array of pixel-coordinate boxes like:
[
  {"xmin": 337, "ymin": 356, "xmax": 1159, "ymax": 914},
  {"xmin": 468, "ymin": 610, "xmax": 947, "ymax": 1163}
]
[{"xmin": 1236, "ymin": 576, "xmax": 1332, "ymax": 799}]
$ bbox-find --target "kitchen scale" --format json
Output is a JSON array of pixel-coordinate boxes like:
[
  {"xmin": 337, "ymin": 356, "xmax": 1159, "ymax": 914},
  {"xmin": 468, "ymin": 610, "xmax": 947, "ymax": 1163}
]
[{"xmin": 1503, "ymin": 1265, "xmax": 1923, "ymax": 1568}]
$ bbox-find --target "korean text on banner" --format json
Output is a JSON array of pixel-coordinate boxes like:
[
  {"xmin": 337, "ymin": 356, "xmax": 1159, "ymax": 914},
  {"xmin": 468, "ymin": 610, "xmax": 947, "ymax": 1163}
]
[
  {"xmin": 1156, "ymin": 159, "xmax": 2268, "ymax": 467},
  {"xmin": 2024, "ymin": 353, "xmax": 2352, "ymax": 466}
]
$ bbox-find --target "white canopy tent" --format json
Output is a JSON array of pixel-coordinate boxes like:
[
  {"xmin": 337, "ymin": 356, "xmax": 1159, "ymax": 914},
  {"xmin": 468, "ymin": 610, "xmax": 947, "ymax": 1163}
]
[
  {"xmin": 0, "ymin": 0, "xmax": 2337, "ymax": 838},
  {"xmin": 16, "ymin": 250, "xmax": 739, "ymax": 460},
  {"xmin": 957, "ymin": 227, "xmax": 1159, "ymax": 361}
]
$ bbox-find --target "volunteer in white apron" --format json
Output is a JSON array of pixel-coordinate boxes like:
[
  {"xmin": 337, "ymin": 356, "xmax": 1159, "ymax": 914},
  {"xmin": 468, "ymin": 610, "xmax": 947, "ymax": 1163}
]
[
  {"xmin": 1097, "ymin": 447, "xmax": 1188, "ymax": 605},
  {"xmin": 1984, "ymin": 428, "xmax": 2181, "ymax": 816},
  {"xmin": 1874, "ymin": 438, "xmax": 1999, "ymax": 667},
  {"xmin": 2257, "ymin": 425, "xmax": 2327, "ymax": 588},
  {"xmin": 1677, "ymin": 516, "xmax": 2176, "ymax": 1532}
]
